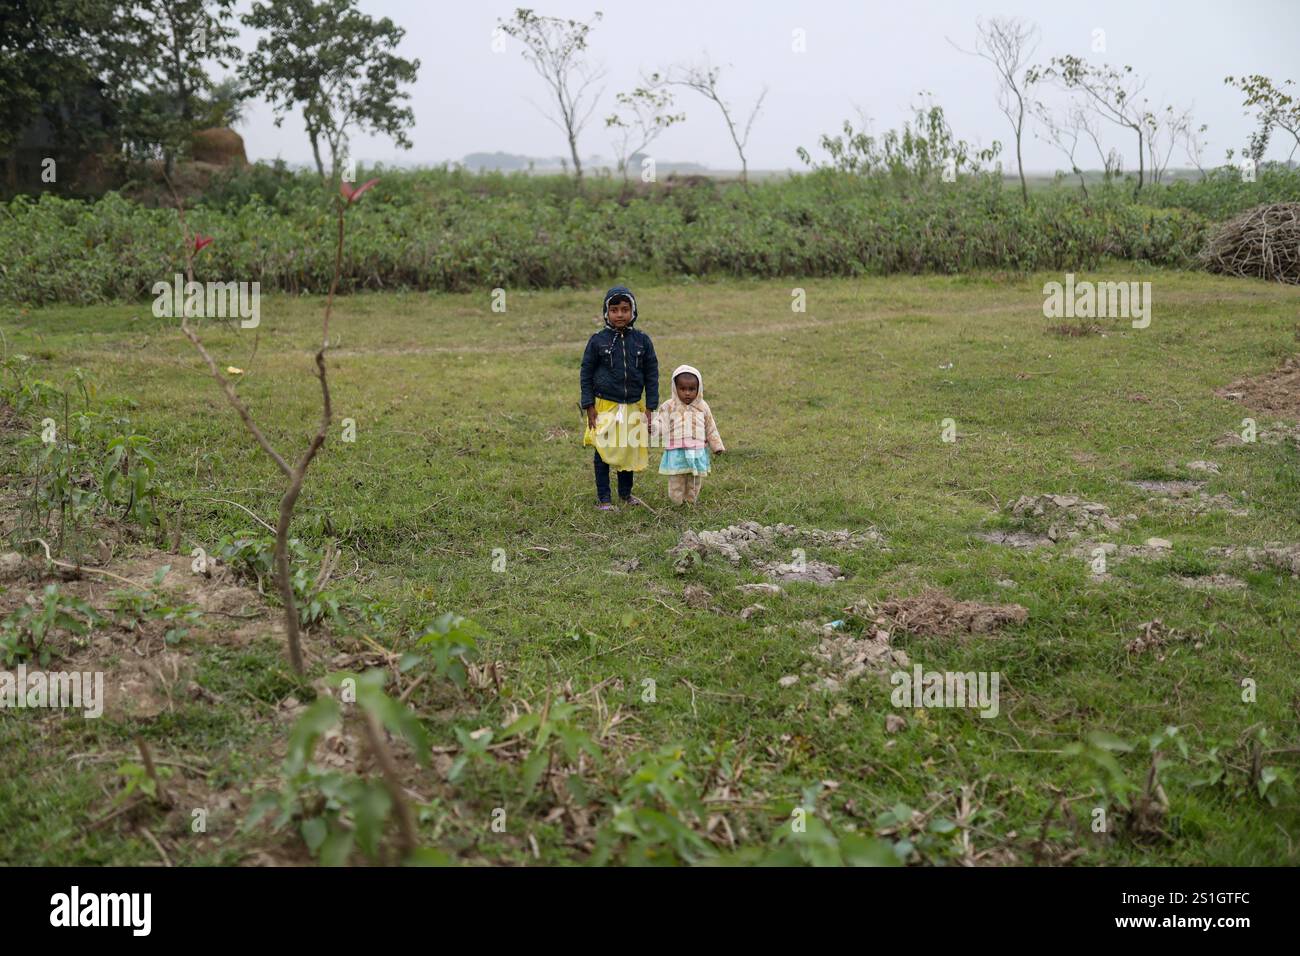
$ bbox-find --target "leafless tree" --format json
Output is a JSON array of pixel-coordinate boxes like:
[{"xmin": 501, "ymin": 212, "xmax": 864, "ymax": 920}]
[
  {"xmin": 951, "ymin": 16, "xmax": 1039, "ymax": 204},
  {"xmin": 1030, "ymin": 56, "xmax": 1148, "ymax": 193},
  {"xmin": 658, "ymin": 59, "xmax": 766, "ymax": 184},
  {"xmin": 1182, "ymin": 121, "xmax": 1211, "ymax": 180},
  {"xmin": 1143, "ymin": 103, "xmax": 1194, "ymax": 184},
  {"xmin": 499, "ymin": 9, "xmax": 606, "ymax": 182},
  {"xmin": 1033, "ymin": 100, "xmax": 1088, "ymax": 195}
]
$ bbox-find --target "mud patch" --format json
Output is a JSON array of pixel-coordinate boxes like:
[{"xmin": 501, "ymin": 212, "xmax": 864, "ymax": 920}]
[
  {"xmin": 850, "ymin": 590, "xmax": 1028, "ymax": 638},
  {"xmin": 1217, "ymin": 355, "xmax": 1300, "ymax": 419}
]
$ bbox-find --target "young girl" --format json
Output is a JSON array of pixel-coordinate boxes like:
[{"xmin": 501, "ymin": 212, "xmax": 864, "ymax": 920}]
[
  {"xmin": 580, "ymin": 286, "xmax": 659, "ymax": 510},
  {"xmin": 655, "ymin": 364, "xmax": 724, "ymax": 505}
]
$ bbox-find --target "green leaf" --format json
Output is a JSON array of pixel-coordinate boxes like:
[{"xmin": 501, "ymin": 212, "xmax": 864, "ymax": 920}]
[{"xmin": 300, "ymin": 816, "xmax": 328, "ymax": 853}]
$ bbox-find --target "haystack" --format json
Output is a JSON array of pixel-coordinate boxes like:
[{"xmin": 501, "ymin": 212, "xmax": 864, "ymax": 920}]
[
  {"xmin": 190, "ymin": 126, "xmax": 247, "ymax": 167},
  {"xmin": 1199, "ymin": 202, "xmax": 1300, "ymax": 284}
]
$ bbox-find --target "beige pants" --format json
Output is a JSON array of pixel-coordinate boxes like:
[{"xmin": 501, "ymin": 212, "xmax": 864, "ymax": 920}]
[{"xmin": 667, "ymin": 474, "xmax": 702, "ymax": 504}]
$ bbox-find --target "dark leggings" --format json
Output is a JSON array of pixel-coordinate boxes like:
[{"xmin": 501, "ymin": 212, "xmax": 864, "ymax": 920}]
[{"xmin": 594, "ymin": 451, "xmax": 633, "ymax": 502}]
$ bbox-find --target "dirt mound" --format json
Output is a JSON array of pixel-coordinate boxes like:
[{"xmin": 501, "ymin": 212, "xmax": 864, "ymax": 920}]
[
  {"xmin": 669, "ymin": 521, "xmax": 885, "ymax": 567},
  {"xmin": 669, "ymin": 521, "xmax": 882, "ymax": 583},
  {"xmin": 1217, "ymin": 355, "xmax": 1300, "ymax": 420},
  {"xmin": 752, "ymin": 558, "xmax": 843, "ymax": 585},
  {"xmin": 852, "ymin": 590, "xmax": 1028, "ymax": 638},
  {"xmin": 805, "ymin": 629, "xmax": 910, "ymax": 693},
  {"xmin": 1199, "ymin": 202, "xmax": 1300, "ymax": 284},
  {"xmin": 1006, "ymin": 494, "xmax": 1130, "ymax": 541}
]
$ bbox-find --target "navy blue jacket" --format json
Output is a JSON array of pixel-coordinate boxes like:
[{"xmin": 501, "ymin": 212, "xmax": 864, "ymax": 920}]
[{"xmin": 580, "ymin": 287, "xmax": 660, "ymax": 410}]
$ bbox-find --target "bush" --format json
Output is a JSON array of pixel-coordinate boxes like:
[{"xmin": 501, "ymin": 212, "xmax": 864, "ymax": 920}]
[{"xmin": 4, "ymin": 162, "xmax": 1295, "ymax": 307}]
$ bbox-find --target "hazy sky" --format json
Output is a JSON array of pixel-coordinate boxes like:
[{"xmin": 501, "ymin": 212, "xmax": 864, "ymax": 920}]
[{"xmin": 228, "ymin": 0, "xmax": 1300, "ymax": 173}]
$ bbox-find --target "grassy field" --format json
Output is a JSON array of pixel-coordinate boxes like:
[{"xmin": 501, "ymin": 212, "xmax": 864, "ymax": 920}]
[{"xmin": 3, "ymin": 269, "xmax": 1300, "ymax": 865}]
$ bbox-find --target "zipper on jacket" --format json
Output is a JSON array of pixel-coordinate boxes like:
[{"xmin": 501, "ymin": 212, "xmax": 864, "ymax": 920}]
[{"xmin": 621, "ymin": 332, "xmax": 628, "ymax": 402}]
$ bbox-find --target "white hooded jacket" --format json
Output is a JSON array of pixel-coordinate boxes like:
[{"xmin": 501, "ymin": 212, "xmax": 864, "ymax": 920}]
[{"xmin": 654, "ymin": 364, "xmax": 724, "ymax": 452}]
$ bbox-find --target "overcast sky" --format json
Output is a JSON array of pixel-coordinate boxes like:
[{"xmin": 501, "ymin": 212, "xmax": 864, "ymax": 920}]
[{"xmin": 228, "ymin": 0, "xmax": 1300, "ymax": 173}]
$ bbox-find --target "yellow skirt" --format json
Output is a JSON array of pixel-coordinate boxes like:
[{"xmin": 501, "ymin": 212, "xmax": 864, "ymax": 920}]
[{"xmin": 583, "ymin": 398, "xmax": 649, "ymax": 472}]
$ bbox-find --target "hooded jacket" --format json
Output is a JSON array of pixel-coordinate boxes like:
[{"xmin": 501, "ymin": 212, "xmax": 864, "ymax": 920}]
[
  {"xmin": 580, "ymin": 286, "xmax": 660, "ymax": 410},
  {"xmin": 654, "ymin": 364, "xmax": 724, "ymax": 452}
]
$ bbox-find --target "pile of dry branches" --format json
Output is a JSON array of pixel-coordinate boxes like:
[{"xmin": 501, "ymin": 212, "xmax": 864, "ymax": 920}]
[{"xmin": 1199, "ymin": 202, "xmax": 1300, "ymax": 284}]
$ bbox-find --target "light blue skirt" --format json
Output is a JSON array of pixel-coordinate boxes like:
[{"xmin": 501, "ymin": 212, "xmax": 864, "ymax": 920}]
[{"xmin": 659, "ymin": 446, "xmax": 711, "ymax": 476}]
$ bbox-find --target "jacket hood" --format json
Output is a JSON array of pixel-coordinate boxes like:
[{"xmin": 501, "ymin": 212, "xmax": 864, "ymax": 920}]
[
  {"xmin": 670, "ymin": 364, "xmax": 703, "ymax": 403},
  {"xmin": 602, "ymin": 285, "xmax": 638, "ymax": 331}
]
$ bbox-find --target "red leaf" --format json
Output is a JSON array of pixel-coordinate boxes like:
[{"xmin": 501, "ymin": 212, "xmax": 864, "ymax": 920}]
[
  {"xmin": 194, "ymin": 234, "xmax": 214, "ymax": 253},
  {"xmin": 340, "ymin": 178, "xmax": 380, "ymax": 203}
]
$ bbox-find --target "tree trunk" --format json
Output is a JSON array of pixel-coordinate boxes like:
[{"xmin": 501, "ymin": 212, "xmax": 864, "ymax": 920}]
[
  {"xmin": 309, "ymin": 130, "xmax": 326, "ymax": 182},
  {"xmin": 568, "ymin": 130, "xmax": 583, "ymax": 181}
]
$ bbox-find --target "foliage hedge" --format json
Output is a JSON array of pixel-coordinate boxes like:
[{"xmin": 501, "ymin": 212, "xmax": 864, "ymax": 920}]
[{"xmin": 4, "ymin": 163, "xmax": 1294, "ymax": 306}]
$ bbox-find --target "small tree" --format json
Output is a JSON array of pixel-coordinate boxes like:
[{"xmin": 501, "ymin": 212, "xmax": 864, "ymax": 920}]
[
  {"xmin": 797, "ymin": 100, "xmax": 1000, "ymax": 186},
  {"xmin": 951, "ymin": 16, "xmax": 1038, "ymax": 205},
  {"xmin": 660, "ymin": 60, "xmax": 766, "ymax": 184},
  {"xmin": 165, "ymin": 173, "xmax": 379, "ymax": 675},
  {"xmin": 1225, "ymin": 75, "xmax": 1300, "ymax": 164},
  {"xmin": 498, "ymin": 8, "xmax": 605, "ymax": 183},
  {"xmin": 241, "ymin": 0, "xmax": 419, "ymax": 183},
  {"xmin": 605, "ymin": 84, "xmax": 683, "ymax": 185},
  {"xmin": 1030, "ymin": 56, "xmax": 1148, "ymax": 194}
]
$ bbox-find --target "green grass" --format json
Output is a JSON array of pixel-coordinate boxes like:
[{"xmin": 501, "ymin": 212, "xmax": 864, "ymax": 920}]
[{"xmin": 3, "ymin": 268, "xmax": 1300, "ymax": 865}]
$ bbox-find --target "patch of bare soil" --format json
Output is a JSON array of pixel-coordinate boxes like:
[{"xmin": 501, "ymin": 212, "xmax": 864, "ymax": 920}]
[
  {"xmin": 1213, "ymin": 422, "xmax": 1300, "ymax": 447},
  {"xmin": 974, "ymin": 530, "xmax": 1054, "ymax": 550},
  {"xmin": 850, "ymin": 590, "xmax": 1028, "ymax": 638},
  {"xmin": 1012, "ymin": 494, "xmax": 1131, "ymax": 538},
  {"xmin": 0, "ymin": 547, "xmax": 276, "ymax": 717},
  {"xmin": 1071, "ymin": 538, "xmax": 1173, "ymax": 566},
  {"xmin": 1217, "ymin": 355, "xmax": 1300, "ymax": 419},
  {"xmin": 669, "ymin": 521, "xmax": 886, "ymax": 566},
  {"xmin": 1208, "ymin": 543, "xmax": 1300, "ymax": 576},
  {"xmin": 1126, "ymin": 480, "xmax": 1248, "ymax": 517}
]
